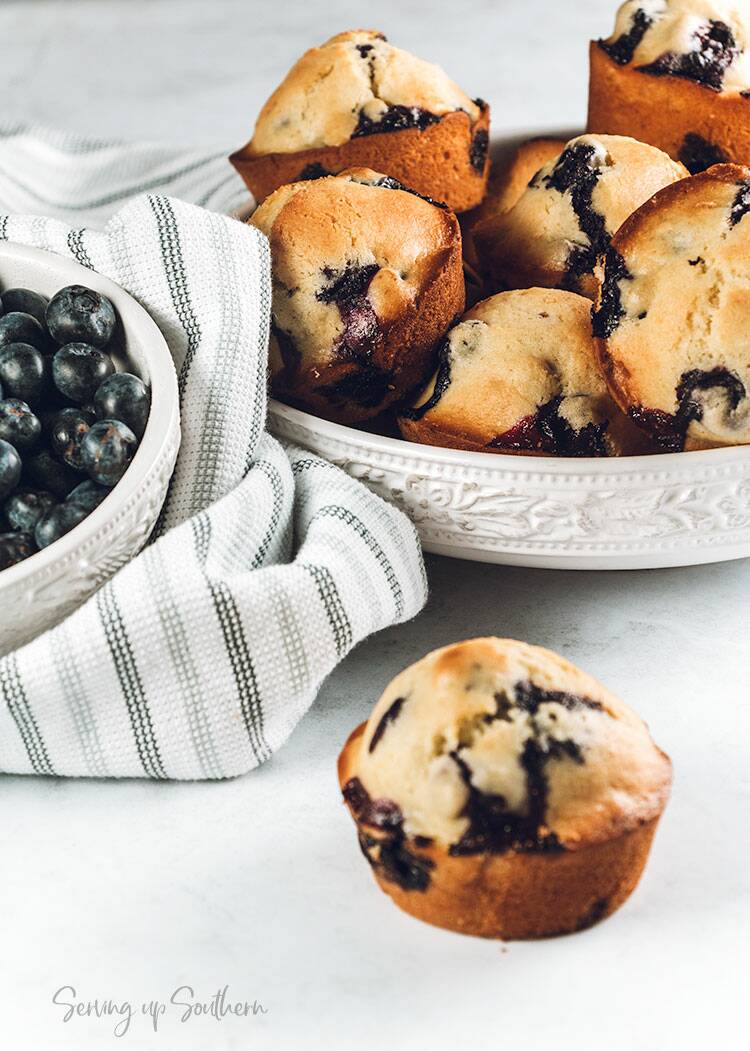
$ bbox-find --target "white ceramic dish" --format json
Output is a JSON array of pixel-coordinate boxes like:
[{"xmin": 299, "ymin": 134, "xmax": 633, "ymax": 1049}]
[
  {"xmin": 268, "ymin": 400, "xmax": 750, "ymax": 570},
  {"xmin": 0, "ymin": 242, "xmax": 180, "ymax": 655}
]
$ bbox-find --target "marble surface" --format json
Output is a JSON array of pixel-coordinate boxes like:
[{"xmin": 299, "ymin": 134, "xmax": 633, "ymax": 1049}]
[{"xmin": 2, "ymin": 1, "xmax": 749, "ymax": 1048}]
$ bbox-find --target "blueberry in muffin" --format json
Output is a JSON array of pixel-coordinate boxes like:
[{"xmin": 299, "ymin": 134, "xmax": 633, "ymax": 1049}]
[
  {"xmin": 339, "ymin": 638, "xmax": 672, "ymax": 940},
  {"xmin": 249, "ymin": 168, "xmax": 464, "ymax": 424},
  {"xmin": 473, "ymin": 134, "xmax": 686, "ymax": 299},
  {"xmin": 230, "ymin": 31, "xmax": 490, "ymax": 213},
  {"xmin": 595, "ymin": 163, "xmax": 750, "ymax": 451},
  {"xmin": 399, "ymin": 288, "xmax": 654, "ymax": 456},
  {"xmin": 589, "ymin": 1, "xmax": 750, "ymax": 173}
]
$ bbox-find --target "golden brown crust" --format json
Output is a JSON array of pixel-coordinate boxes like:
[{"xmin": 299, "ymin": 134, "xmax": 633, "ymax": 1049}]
[
  {"xmin": 339, "ymin": 722, "xmax": 663, "ymax": 940},
  {"xmin": 594, "ymin": 163, "xmax": 750, "ymax": 450},
  {"xmin": 249, "ymin": 169, "xmax": 464, "ymax": 425},
  {"xmin": 231, "ymin": 106, "xmax": 490, "ymax": 214},
  {"xmin": 588, "ymin": 42, "xmax": 750, "ymax": 172}
]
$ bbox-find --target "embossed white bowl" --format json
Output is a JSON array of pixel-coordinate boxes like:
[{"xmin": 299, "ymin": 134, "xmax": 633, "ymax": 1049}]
[
  {"xmin": 268, "ymin": 400, "xmax": 750, "ymax": 570},
  {"xmin": 0, "ymin": 243, "xmax": 180, "ymax": 655}
]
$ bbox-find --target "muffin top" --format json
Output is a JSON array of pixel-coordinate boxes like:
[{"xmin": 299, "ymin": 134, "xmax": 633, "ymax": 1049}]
[
  {"xmin": 595, "ymin": 163, "xmax": 750, "ymax": 450},
  {"xmin": 346, "ymin": 639, "xmax": 671, "ymax": 854},
  {"xmin": 600, "ymin": 0, "xmax": 750, "ymax": 92},
  {"xmin": 401, "ymin": 289, "xmax": 649, "ymax": 456},
  {"xmin": 250, "ymin": 168, "xmax": 460, "ymax": 408},
  {"xmin": 475, "ymin": 134, "xmax": 686, "ymax": 296},
  {"xmin": 248, "ymin": 30, "xmax": 482, "ymax": 156}
]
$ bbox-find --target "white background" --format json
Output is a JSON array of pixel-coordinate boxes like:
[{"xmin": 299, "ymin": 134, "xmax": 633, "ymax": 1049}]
[{"xmin": 2, "ymin": 1, "xmax": 749, "ymax": 1048}]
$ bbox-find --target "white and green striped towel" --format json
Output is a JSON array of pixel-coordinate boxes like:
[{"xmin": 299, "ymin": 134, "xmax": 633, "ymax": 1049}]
[{"xmin": 0, "ymin": 126, "xmax": 428, "ymax": 779}]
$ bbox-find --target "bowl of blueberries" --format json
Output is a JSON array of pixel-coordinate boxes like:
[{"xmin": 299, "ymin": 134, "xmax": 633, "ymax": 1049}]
[{"xmin": 0, "ymin": 242, "xmax": 180, "ymax": 656}]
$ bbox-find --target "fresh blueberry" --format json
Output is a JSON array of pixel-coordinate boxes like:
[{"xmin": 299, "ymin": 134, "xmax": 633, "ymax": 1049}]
[
  {"xmin": 94, "ymin": 372, "xmax": 150, "ymax": 439},
  {"xmin": 0, "ymin": 288, "xmax": 49, "ymax": 326},
  {"xmin": 66, "ymin": 479, "xmax": 109, "ymax": 513},
  {"xmin": 24, "ymin": 449, "xmax": 82, "ymax": 499},
  {"xmin": 46, "ymin": 285, "xmax": 116, "ymax": 348},
  {"xmin": 0, "ymin": 438, "xmax": 22, "ymax": 500},
  {"xmin": 81, "ymin": 419, "xmax": 137, "ymax": 486},
  {"xmin": 0, "ymin": 343, "xmax": 47, "ymax": 405},
  {"xmin": 52, "ymin": 343, "xmax": 115, "ymax": 404},
  {"xmin": 0, "ymin": 398, "xmax": 41, "ymax": 451},
  {"xmin": 35, "ymin": 503, "xmax": 88, "ymax": 549},
  {"xmin": 5, "ymin": 490, "xmax": 57, "ymax": 533},
  {"xmin": 0, "ymin": 531, "xmax": 36, "ymax": 569},
  {"xmin": 50, "ymin": 406, "xmax": 95, "ymax": 470},
  {"xmin": 0, "ymin": 311, "xmax": 50, "ymax": 354}
]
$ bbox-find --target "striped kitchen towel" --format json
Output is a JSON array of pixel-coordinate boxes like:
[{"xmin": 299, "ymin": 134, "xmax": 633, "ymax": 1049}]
[{"xmin": 0, "ymin": 126, "xmax": 427, "ymax": 778}]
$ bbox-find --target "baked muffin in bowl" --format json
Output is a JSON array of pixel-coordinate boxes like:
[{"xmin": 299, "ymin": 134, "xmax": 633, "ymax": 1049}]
[
  {"xmin": 0, "ymin": 243, "xmax": 179, "ymax": 656},
  {"xmin": 250, "ymin": 168, "xmax": 464, "ymax": 424},
  {"xmin": 339, "ymin": 638, "xmax": 672, "ymax": 940},
  {"xmin": 595, "ymin": 162, "xmax": 750, "ymax": 450},
  {"xmin": 399, "ymin": 288, "xmax": 653, "ymax": 456},
  {"xmin": 589, "ymin": 0, "xmax": 750, "ymax": 173},
  {"xmin": 473, "ymin": 133, "xmax": 686, "ymax": 298},
  {"xmin": 231, "ymin": 30, "xmax": 490, "ymax": 213}
]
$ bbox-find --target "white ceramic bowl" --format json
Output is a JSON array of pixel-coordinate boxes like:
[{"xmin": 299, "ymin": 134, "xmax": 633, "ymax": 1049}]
[
  {"xmin": 268, "ymin": 400, "xmax": 750, "ymax": 570},
  {"xmin": 0, "ymin": 243, "xmax": 180, "ymax": 655}
]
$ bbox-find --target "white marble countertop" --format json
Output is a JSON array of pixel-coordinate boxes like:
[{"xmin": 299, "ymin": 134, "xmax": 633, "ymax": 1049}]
[{"xmin": 2, "ymin": 1, "xmax": 748, "ymax": 1048}]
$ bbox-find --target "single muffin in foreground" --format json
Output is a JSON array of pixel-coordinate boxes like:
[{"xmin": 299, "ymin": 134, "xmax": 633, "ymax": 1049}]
[
  {"xmin": 589, "ymin": 0, "xmax": 750, "ymax": 174},
  {"xmin": 338, "ymin": 638, "xmax": 672, "ymax": 940},
  {"xmin": 399, "ymin": 288, "xmax": 653, "ymax": 456},
  {"xmin": 250, "ymin": 168, "xmax": 464, "ymax": 424},
  {"xmin": 594, "ymin": 163, "xmax": 750, "ymax": 450},
  {"xmin": 231, "ymin": 30, "xmax": 490, "ymax": 212},
  {"xmin": 473, "ymin": 133, "xmax": 686, "ymax": 299}
]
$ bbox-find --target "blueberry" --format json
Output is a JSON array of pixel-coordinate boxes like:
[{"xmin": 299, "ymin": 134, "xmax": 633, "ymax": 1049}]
[
  {"xmin": 35, "ymin": 503, "xmax": 88, "ymax": 549},
  {"xmin": 0, "ymin": 311, "xmax": 50, "ymax": 354},
  {"xmin": 0, "ymin": 398, "xmax": 41, "ymax": 451},
  {"xmin": 81, "ymin": 419, "xmax": 137, "ymax": 487},
  {"xmin": 5, "ymin": 490, "xmax": 57, "ymax": 533},
  {"xmin": 0, "ymin": 288, "xmax": 49, "ymax": 326},
  {"xmin": 52, "ymin": 343, "xmax": 114, "ymax": 404},
  {"xmin": 46, "ymin": 285, "xmax": 116, "ymax": 348},
  {"xmin": 66, "ymin": 479, "xmax": 109, "ymax": 513},
  {"xmin": 94, "ymin": 372, "xmax": 150, "ymax": 438},
  {"xmin": 50, "ymin": 406, "xmax": 95, "ymax": 470},
  {"xmin": 0, "ymin": 343, "xmax": 47, "ymax": 405},
  {"xmin": 0, "ymin": 531, "xmax": 36, "ymax": 569},
  {"xmin": 24, "ymin": 449, "xmax": 82, "ymax": 499},
  {"xmin": 0, "ymin": 438, "xmax": 22, "ymax": 500}
]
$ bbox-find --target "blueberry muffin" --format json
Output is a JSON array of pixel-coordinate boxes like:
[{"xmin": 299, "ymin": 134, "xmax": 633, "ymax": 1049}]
[
  {"xmin": 473, "ymin": 134, "xmax": 686, "ymax": 299},
  {"xmin": 230, "ymin": 31, "xmax": 490, "ymax": 213},
  {"xmin": 595, "ymin": 163, "xmax": 750, "ymax": 450},
  {"xmin": 339, "ymin": 638, "xmax": 671, "ymax": 940},
  {"xmin": 589, "ymin": 1, "xmax": 750, "ymax": 173},
  {"xmin": 399, "ymin": 289, "xmax": 653, "ymax": 456},
  {"xmin": 462, "ymin": 137, "xmax": 566, "ymax": 285},
  {"xmin": 249, "ymin": 168, "xmax": 464, "ymax": 424}
]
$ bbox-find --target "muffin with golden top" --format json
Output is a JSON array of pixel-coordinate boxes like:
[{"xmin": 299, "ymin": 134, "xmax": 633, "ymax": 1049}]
[
  {"xmin": 231, "ymin": 30, "xmax": 490, "ymax": 212},
  {"xmin": 589, "ymin": 0, "xmax": 750, "ymax": 173},
  {"xmin": 339, "ymin": 638, "xmax": 672, "ymax": 940},
  {"xmin": 473, "ymin": 133, "xmax": 686, "ymax": 298},
  {"xmin": 250, "ymin": 168, "xmax": 464, "ymax": 424},
  {"xmin": 399, "ymin": 288, "xmax": 652, "ymax": 456},
  {"xmin": 594, "ymin": 163, "xmax": 750, "ymax": 450}
]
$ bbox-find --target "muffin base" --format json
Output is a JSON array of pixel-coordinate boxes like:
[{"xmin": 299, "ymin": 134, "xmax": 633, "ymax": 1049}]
[
  {"xmin": 339, "ymin": 723, "xmax": 661, "ymax": 940},
  {"xmin": 587, "ymin": 42, "xmax": 750, "ymax": 173},
  {"xmin": 230, "ymin": 107, "xmax": 491, "ymax": 213}
]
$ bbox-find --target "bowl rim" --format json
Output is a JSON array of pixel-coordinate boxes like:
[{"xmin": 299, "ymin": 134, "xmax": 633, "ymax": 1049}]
[
  {"xmin": 267, "ymin": 398, "xmax": 750, "ymax": 477},
  {"xmin": 0, "ymin": 241, "xmax": 179, "ymax": 592}
]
